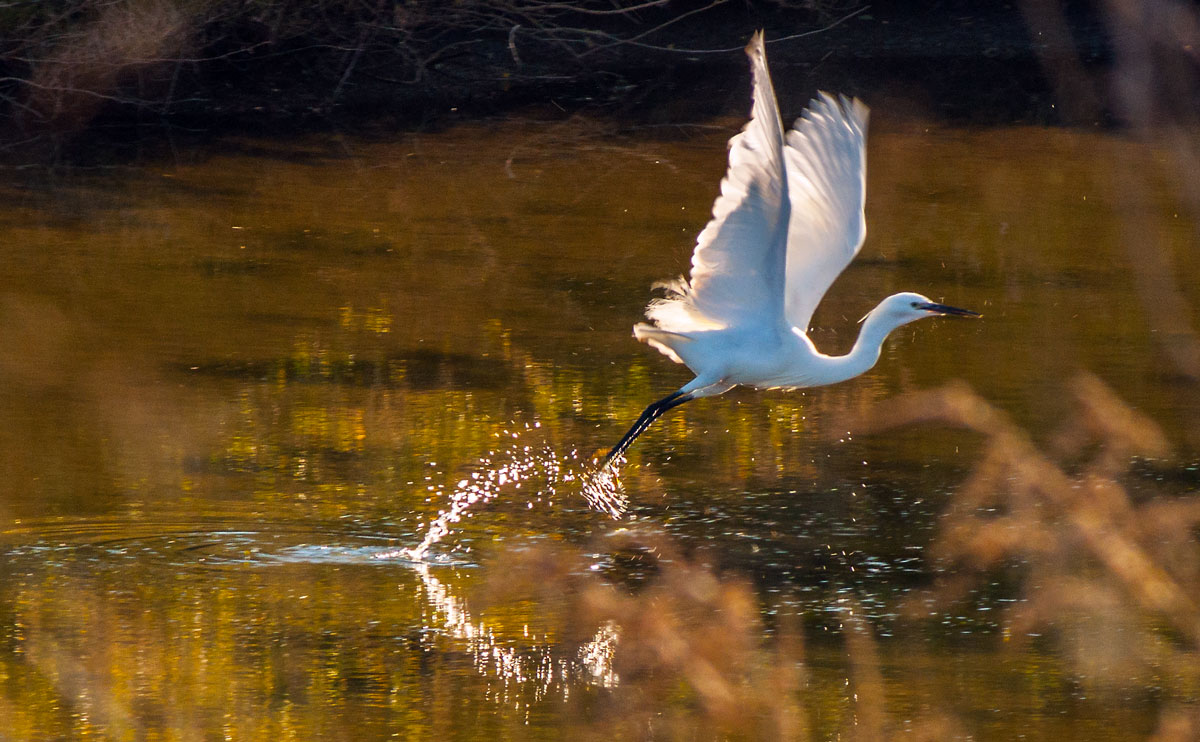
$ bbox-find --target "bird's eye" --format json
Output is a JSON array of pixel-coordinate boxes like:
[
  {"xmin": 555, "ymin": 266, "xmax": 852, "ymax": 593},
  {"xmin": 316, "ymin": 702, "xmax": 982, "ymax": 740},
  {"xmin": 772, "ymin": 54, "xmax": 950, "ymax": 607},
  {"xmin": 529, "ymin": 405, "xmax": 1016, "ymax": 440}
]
[{"xmin": 910, "ymin": 301, "xmax": 920, "ymax": 308}]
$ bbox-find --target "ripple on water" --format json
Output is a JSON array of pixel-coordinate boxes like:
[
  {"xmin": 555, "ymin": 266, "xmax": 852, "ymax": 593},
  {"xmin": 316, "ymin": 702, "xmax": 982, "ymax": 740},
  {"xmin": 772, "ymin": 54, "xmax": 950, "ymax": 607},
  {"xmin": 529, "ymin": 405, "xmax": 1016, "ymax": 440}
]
[{"xmin": 0, "ymin": 517, "xmax": 471, "ymax": 571}]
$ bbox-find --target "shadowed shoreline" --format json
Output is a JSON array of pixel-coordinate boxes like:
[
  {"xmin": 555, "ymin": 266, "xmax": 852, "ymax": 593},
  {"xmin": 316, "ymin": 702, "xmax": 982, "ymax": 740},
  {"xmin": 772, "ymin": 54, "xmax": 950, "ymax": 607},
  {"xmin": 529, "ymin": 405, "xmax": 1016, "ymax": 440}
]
[{"xmin": 0, "ymin": 2, "xmax": 1112, "ymax": 162}]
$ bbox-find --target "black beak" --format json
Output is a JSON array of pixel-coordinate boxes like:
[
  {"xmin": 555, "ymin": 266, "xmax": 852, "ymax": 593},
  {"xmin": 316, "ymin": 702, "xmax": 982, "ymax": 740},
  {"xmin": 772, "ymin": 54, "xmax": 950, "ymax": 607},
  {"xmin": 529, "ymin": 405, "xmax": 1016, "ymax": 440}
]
[{"xmin": 918, "ymin": 302, "xmax": 981, "ymax": 318}]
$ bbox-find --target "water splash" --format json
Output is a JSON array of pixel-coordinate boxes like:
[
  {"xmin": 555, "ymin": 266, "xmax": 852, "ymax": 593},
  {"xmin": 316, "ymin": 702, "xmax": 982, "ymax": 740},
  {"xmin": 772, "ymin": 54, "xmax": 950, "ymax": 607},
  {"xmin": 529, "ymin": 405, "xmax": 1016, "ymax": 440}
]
[
  {"xmin": 581, "ymin": 458, "xmax": 628, "ymax": 518},
  {"xmin": 375, "ymin": 421, "xmax": 633, "ymax": 564},
  {"xmin": 378, "ymin": 423, "xmax": 580, "ymax": 562}
]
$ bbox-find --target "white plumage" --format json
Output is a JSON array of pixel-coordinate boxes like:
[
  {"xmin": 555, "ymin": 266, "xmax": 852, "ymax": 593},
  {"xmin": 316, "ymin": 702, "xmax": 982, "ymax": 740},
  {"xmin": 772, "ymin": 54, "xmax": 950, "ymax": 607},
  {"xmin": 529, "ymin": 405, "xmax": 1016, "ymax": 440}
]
[{"xmin": 604, "ymin": 31, "xmax": 977, "ymax": 466}]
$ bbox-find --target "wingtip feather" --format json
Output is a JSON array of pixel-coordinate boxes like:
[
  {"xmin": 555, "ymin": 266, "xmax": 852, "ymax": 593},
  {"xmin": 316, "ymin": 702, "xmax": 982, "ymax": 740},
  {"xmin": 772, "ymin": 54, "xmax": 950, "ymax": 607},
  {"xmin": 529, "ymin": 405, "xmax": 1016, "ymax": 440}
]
[
  {"xmin": 808, "ymin": 90, "xmax": 870, "ymax": 131},
  {"xmin": 745, "ymin": 30, "xmax": 765, "ymax": 58}
]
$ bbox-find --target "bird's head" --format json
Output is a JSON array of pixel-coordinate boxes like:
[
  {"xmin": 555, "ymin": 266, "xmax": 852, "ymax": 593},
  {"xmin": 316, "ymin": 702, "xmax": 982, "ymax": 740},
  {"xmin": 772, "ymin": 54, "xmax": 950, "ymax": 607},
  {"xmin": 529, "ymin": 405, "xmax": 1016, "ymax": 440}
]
[{"xmin": 865, "ymin": 292, "xmax": 981, "ymax": 328}]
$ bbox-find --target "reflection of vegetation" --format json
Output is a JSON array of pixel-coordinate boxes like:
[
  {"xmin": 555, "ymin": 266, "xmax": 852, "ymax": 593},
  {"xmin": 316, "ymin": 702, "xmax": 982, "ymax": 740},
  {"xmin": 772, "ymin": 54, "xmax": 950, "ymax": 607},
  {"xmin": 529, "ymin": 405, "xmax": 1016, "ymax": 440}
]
[{"xmin": 3, "ymin": 552, "xmax": 557, "ymax": 738}]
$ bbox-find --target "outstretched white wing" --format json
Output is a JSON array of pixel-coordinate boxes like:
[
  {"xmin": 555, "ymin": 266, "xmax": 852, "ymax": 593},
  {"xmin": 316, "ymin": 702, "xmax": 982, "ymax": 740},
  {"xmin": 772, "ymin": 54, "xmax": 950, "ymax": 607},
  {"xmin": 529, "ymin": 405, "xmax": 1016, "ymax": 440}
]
[
  {"xmin": 782, "ymin": 94, "xmax": 869, "ymax": 333},
  {"xmin": 643, "ymin": 31, "xmax": 789, "ymax": 334}
]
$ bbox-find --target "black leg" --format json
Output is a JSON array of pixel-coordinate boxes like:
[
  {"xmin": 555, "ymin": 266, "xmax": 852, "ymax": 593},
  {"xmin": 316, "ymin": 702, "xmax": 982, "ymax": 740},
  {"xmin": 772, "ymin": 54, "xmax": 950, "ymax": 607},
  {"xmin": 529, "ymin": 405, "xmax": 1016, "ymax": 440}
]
[{"xmin": 602, "ymin": 390, "xmax": 694, "ymax": 465}]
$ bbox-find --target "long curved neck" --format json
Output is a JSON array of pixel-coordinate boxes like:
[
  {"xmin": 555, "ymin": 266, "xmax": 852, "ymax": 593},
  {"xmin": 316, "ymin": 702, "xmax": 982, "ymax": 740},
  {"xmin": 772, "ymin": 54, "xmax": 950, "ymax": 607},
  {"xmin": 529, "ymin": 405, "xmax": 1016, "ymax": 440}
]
[{"xmin": 816, "ymin": 309, "xmax": 904, "ymax": 386}]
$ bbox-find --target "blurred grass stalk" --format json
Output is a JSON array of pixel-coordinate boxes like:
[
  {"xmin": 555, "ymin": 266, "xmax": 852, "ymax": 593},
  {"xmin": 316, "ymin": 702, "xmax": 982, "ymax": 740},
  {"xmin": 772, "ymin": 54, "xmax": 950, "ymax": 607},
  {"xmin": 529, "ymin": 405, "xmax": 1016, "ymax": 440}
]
[
  {"xmin": 867, "ymin": 377, "xmax": 1200, "ymax": 706},
  {"xmin": 483, "ymin": 371, "xmax": 1199, "ymax": 738},
  {"xmin": 478, "ymin": 527, "xmax": 959, "ymax": 740},
  {"xmin": 1023, "ymin": 0, "xmax": 1200, "ymax": 445}
]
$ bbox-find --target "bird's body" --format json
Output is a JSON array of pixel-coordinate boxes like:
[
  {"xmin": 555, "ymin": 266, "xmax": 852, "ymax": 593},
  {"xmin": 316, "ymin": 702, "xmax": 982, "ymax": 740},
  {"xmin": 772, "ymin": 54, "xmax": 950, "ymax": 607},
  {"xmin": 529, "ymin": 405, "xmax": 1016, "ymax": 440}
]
[{"xmin": 602, "ymin": 32, "xmax": 978, "ymax": 465}]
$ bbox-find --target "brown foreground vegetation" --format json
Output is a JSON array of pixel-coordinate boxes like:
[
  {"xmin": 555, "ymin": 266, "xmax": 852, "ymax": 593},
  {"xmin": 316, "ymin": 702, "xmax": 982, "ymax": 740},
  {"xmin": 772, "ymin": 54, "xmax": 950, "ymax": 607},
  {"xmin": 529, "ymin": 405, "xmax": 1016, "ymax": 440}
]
[{"xmin": 481, "ymin": 373, "xmax": 1200, "ymax": 739}]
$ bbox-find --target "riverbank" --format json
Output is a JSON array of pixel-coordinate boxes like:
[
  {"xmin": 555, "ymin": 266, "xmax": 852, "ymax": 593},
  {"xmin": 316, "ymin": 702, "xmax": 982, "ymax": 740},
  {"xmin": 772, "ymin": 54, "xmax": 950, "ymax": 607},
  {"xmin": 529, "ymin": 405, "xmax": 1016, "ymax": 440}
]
[{"xmin": 0, "ymin": 1, "xmax": 1111, "ymax": 162}]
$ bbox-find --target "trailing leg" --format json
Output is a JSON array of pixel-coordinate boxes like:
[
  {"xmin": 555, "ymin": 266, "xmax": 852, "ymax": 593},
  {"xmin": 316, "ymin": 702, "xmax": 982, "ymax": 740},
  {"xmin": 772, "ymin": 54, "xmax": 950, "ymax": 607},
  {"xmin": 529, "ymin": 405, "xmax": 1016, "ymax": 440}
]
[{"xmin": 602, "ymin": 389, "xmax": 694, "ymax": 465}]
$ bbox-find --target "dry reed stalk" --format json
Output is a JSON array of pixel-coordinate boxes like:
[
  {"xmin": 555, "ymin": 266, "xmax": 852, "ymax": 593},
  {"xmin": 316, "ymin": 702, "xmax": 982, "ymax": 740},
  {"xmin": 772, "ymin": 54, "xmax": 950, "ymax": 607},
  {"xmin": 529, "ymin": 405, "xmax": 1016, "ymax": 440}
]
[
  {"xmin": 857, "ymin": 374, "xmax": 1200, "ymax": 714},
  {"xmin": 479, "ymin": 524, "xmax": 975, "ymax": 739}
]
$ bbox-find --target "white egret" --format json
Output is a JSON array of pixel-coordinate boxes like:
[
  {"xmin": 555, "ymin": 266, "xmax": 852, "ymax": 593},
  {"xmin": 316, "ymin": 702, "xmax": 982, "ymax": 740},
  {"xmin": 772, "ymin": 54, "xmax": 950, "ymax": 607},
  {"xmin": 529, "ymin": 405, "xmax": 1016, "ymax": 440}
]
[{"xmin": 603, "ymin": 31, "xmax": 978, "ymax": 465}]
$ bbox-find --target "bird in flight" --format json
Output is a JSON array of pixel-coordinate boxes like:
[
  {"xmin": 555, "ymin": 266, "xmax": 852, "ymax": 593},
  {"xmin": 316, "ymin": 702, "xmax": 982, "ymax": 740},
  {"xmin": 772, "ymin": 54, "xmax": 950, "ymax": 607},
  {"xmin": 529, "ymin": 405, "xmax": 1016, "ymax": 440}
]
[{"xmin": 602, "ymin": 31, "xmax": 978, "ymax": 466}]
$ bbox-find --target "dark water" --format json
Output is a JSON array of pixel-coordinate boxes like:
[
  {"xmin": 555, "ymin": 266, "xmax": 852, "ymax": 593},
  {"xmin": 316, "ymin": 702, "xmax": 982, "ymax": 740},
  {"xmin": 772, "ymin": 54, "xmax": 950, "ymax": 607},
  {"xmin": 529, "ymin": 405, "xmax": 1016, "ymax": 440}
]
[{"xmin": 0, "ymin": 113, "xmax": 1193, "ymax": 738}]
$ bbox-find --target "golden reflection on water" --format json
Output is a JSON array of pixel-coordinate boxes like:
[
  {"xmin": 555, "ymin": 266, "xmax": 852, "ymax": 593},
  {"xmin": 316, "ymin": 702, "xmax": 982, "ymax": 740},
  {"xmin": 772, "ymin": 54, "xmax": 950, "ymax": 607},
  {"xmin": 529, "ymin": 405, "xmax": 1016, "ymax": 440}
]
[
  {"xmin": 413, "ymin": 561, "xmax": 620, "ymax": 701},
  {"xmin": 0, "ymin": 114, "xmax": 1191, "ymax": 738}
]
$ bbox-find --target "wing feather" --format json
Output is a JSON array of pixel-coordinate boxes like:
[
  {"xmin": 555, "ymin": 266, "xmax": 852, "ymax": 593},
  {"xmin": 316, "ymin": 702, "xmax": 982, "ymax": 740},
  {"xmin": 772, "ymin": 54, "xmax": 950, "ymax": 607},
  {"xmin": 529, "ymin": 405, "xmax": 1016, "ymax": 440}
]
[
  {"xmin": 643, "ymin": 31, "xmax": 789, "ymax": 335},
  {"xmin": 782, "ymin": 94, "xmax": 869, "ymax": 333}
]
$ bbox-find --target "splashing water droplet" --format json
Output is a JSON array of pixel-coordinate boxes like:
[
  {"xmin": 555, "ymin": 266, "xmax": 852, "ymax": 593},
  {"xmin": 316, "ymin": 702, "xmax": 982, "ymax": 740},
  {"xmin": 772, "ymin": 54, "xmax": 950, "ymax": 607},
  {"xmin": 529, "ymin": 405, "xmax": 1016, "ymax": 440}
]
[
  {"xmin": 582, "ymin": 459, "xmax": 628, "ymax": 519},
  {"xmin": 379, "ymin": 426, "xmax": 596, "ymax": 562},
  {"xmin": 375, "ymin": 425, "xmax": 631, "ymax": 563}
]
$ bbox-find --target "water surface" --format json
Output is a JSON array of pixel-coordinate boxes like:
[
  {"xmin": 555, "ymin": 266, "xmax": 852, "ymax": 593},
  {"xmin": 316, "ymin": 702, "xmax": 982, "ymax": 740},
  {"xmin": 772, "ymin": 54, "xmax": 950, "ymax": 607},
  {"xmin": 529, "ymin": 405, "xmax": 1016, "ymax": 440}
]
[{"xmin": 0, "ymin": 112, "xmax": 1192, "ymax": 739}]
